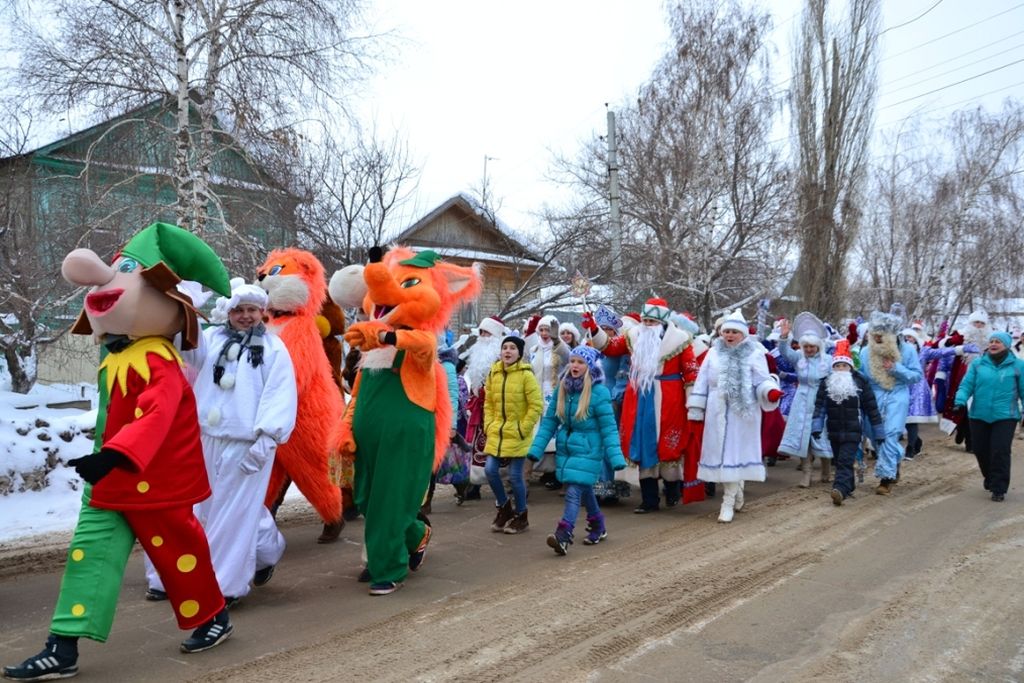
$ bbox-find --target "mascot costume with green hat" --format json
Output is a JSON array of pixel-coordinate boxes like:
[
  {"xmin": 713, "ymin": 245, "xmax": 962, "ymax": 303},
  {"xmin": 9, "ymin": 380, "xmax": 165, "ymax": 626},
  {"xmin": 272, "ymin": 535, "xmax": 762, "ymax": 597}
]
[{"xmin": 4, "ymin": 223, "xmax": 236, "ymax": 681}]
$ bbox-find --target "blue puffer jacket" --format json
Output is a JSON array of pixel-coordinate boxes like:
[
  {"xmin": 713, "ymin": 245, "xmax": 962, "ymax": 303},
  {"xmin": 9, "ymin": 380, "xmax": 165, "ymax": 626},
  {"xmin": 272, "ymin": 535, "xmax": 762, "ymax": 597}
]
[
  {"xmin": 527, "ymin": 381, "xmax": 626, "ymax": 485},
  {"xmin": 954, "ymin": 351, "xmax": 1024, "ymax": 423}
]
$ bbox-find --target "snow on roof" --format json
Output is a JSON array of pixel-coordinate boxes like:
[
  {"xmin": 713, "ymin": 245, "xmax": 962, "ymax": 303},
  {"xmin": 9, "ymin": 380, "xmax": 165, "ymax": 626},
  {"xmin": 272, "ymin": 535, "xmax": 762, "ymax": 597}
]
[{"xmin": 438, "ymin": 246, "xmax": 543, "ymax": 267}]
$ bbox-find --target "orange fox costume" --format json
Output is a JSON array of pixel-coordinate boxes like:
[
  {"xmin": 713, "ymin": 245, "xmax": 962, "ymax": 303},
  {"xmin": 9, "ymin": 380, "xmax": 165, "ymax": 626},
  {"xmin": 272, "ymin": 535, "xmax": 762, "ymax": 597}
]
[
  {"xmin": 257, "ymin": 249, "xmax": 344, "ymax": 539},
  {"xmin": 340, "ymin": 246, "xmax": 481, "ymax": 589}
]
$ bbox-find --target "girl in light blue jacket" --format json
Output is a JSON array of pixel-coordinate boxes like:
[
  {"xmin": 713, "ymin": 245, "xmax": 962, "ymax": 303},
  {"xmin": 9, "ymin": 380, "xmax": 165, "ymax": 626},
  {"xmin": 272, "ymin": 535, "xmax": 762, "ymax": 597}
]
[{"xmin": 528, "ymin": 346, "xmax": 626, "ymax": 555}]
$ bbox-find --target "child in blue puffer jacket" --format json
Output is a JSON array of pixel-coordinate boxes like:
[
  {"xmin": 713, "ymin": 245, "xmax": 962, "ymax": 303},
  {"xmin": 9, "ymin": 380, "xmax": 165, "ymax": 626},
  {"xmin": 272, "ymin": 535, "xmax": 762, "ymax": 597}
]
[{"xmin": 528, "ymin": 345, "xmax": 627, "ymax": 555}]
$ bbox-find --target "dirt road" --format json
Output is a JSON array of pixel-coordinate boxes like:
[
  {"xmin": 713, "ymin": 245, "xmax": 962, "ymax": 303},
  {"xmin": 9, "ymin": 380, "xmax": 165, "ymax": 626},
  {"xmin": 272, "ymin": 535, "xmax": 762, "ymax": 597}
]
[{"xmin": 2, "ymin": 425, "xmax": 1022, "ymax": 682}]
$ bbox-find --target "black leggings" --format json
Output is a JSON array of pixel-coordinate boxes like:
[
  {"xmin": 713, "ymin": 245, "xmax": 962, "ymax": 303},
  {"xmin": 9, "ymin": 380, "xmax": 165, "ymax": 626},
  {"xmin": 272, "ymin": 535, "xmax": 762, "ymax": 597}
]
[{"xmin": 970, "ymin": 419, "xmax": 1016, "ymax": 495}]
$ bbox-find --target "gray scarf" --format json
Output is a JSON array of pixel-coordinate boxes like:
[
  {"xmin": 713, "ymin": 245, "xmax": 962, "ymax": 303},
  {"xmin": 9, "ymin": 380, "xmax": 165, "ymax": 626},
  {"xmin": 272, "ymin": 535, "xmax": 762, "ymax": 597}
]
[
  {"xmin": 213, "ymin": 323, "xmax": 266, "ymax": 386},
  {"xmin": 714, "ymin": 336, "xmax": 758, "ymax": 416}
]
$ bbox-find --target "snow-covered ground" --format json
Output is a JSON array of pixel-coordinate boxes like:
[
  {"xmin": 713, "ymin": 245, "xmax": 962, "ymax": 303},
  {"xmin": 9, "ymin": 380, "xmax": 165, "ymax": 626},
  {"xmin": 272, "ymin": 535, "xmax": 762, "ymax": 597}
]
[
  {"xmin": 0, "ymin": 380, "xmax": 307, "ymax": 545},
  {"xmin": 0, "ymin": 383, "xmax": 98, "ymax": 543}
]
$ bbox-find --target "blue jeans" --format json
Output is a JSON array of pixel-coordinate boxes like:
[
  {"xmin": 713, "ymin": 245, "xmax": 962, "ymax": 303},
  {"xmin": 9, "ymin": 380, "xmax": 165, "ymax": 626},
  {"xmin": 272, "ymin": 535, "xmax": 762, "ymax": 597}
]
[
  {"xmin": 485, "ymin": 456, "xmax": 527, "ymax": 513},
  {"xmin": 561, "ymin": 483, "xmax": 600, "ymax": 526}
]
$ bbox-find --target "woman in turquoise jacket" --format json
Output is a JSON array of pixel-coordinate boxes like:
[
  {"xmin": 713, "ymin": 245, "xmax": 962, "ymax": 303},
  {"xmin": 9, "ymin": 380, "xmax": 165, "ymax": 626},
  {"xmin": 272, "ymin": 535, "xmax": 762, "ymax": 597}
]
[
  {"xmin": 528, "ymin": 345, "xmax": 626, "ymax": 555},
  {"xmin": 954, "ymin": 331, "xmax": 1024, "ymax": 501}
]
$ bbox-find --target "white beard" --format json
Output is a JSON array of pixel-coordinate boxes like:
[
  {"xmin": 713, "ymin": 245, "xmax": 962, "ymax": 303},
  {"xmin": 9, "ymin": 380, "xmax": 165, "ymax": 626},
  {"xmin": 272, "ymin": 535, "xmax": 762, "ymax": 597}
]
[
  {"xmin": 826, "ymin": 371, "xmax": 858, "ymax": 403},
  {"xmin": 465, "ymin": 336, "xmax": 501, "ymax": 391},
  {"xmin": 629, "ymin": 324, "xmax": 663, "ymax": 394},
  {"xmin": 964, "ymin": 325, "xmax": 990, "ymax": 350}
]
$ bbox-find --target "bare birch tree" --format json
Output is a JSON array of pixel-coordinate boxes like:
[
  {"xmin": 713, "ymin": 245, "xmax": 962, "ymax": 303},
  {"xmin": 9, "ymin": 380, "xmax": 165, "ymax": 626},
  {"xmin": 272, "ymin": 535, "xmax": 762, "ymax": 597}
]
[
  {"xmin": 12, "ymin": 0, "xmax": 375, "ymax": 236},
  {"xmin": 789, "ymin": 0, "xmax": 879, "ymax": 321}
]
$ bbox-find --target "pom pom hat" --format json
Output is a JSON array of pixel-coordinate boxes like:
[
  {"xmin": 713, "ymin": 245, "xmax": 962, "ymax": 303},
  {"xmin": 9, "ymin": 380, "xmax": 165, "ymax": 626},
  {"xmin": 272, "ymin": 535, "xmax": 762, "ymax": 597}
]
[
  {"xmin": 719, "ymin": 309, "xmax": 748, "ymax": 335},
  {"xmin": 640, "ymin": 298, "xmax": 671, "ymax": 323},
  {"xmin": 568, "ymin": 345, "xmax": 605, "ymax": 383}
]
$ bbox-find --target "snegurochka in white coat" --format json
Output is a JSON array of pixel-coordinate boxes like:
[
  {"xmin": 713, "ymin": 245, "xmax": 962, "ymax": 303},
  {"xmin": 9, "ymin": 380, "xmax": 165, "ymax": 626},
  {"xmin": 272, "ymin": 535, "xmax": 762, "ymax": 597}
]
[
  {"xmin": 147, "ymin": 281, "xmax": 297, "ymax": 601},
  {"xmin": 687, "ymin": 310, "xmax": 781, "ymax": 523}
]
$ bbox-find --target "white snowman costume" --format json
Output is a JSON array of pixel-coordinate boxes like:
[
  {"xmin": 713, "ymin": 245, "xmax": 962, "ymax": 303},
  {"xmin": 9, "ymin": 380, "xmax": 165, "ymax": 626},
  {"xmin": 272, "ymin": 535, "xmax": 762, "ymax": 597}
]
[{"xmin": 147, "ymin": 281, "xmax": 297, "ymax": 599}]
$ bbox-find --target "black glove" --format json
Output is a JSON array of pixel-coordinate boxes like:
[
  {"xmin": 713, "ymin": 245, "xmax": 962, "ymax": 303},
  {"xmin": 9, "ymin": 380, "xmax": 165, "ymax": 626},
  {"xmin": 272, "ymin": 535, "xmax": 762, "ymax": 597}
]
[{"xmin": 67, "ymin": 448, "xmax": 127, "ymax": 485}]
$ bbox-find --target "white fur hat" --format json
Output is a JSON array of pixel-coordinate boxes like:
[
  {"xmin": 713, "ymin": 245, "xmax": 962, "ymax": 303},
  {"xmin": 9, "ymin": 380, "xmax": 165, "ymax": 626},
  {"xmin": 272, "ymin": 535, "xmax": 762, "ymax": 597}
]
[
  {"xmin": 719, "ymin": 309, "xmax": 748, "ymax": 335},
  {"xmin": 560, "ymin": 322, "xmax": 581, "ymax": 342},
  {"xmin": 214, "ymin": 277, "xmax": 268, "ymax": 318},
  {"xmin": 968, "ymin": 309, "xmax": 989, "ymax": 325},
  {"xmin": 477, "ymin": 316, "xmax": 506, "ymax": 338},
  {"xmin": 901, "ymin": 327, "xmax": 924, "ymax": 347},
  {"xmin": 538, "ymin": 314, "xmax": 558, "ymax": 330}
]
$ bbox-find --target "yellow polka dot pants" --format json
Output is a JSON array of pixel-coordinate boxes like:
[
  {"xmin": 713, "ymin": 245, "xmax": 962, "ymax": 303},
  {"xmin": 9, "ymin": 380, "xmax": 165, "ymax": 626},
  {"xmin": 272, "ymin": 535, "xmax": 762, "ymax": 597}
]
[{"xmin": 51, "ymin": 497, "xmax": 224, "ymax": 641}]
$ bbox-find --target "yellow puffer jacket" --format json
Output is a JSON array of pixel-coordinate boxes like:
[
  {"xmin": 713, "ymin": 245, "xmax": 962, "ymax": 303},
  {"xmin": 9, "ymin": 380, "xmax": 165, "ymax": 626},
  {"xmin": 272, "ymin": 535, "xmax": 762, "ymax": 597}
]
[{"xmin": 483, "ymin": 359, "xmax": 543, "ymax": 458}]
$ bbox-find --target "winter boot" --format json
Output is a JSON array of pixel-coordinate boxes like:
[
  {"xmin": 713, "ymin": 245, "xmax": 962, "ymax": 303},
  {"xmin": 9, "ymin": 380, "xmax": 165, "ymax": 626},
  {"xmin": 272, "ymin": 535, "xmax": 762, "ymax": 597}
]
[
  {"xmin": 718, "ymin": 482, "xmax": 738, "ymax": 523},
  {"xmin": 582, "ymin": 513, "xmax": 607, "ymax": 545},
  {"xmin": 2, "ymin": 635, "xmax": 78, "ymax": 681},
  {"xmin": 634, "ymin": 477, "xmax": 661, "ymax": 514},
  {"xmin": 491, "ymin": 499, "xmax": 514, "ymax": 532},
  {"xmin": 546, "ymin": 520, "xmax": 574, "ymax": 555},
  {"xmin": 800, "ymin": 455, "xmax": 813, "ymax": 488},
  {"xmin": 733, "ymin": 481, "xmax": 745, "ymax": 512},
  {"xmin": 504, "ymin": 509, "xmax": 529, "ymax": 534},
  {"xmin": 663, "ymin": 480, "xmax": 681, "ymax": 507},
  {"xmin": 820, "ymin": 457, "xmax": 831, "ymax": 483},
  {"xmin": 875, "ymin": 478, "xmax": 893, "ymax": 496}
]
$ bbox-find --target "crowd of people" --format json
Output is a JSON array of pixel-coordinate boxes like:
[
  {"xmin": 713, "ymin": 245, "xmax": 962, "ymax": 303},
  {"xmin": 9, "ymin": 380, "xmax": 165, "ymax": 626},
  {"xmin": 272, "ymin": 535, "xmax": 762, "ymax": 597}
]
[{"xmin": 7, "ymin": 237, "xmax": 1024, "ymax": 680}]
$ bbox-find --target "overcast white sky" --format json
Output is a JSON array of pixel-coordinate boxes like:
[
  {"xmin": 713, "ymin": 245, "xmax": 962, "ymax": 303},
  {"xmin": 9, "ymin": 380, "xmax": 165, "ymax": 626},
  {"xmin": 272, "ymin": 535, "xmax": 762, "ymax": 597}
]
[{"xmin": 358, "ymin": 0, "xmax": 1024, "ymax": 236}]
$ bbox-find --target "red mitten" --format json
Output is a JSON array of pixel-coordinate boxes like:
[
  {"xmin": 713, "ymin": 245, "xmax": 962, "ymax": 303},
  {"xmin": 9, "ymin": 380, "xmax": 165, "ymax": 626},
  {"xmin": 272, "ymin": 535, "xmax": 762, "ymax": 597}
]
[
  {"xmin": 581, "ymin": 312, "xmax": 599, "ymax": 334},
  {"xmin": 767, "ymin": 388, "xmax": 784, "ymax": 403},
  {"xmin": 524, "ymin": 314, "xmax": 541, "ymax": 337},
  {"xmin": 945, "ymin": 332, "xmax": 964, "ymax": 348},
  {"xmin": 847, "ymin": 322, "xmax": 858, "ymax": 345}
]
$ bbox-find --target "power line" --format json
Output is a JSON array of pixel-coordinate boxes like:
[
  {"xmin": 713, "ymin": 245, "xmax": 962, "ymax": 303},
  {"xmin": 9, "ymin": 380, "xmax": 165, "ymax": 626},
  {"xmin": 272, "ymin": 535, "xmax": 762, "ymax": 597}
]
[
  {"xmin": 883, "ymin": 2, "xmax": 1024, "ymax": 62},
  {"xmin": 879, "ymin": 0, "xmax": 944, "ymax": 36},
  {"xmin": 880, "ymin": 41, "xmax": 1024, "ymax": 95},
  {"xmin": 881, "ymin": 56, "xmax": 1024, "ymax": 109},
  {"xmin": 884, "ymin": 29, "xmax": 1024, "ymax": 86}
]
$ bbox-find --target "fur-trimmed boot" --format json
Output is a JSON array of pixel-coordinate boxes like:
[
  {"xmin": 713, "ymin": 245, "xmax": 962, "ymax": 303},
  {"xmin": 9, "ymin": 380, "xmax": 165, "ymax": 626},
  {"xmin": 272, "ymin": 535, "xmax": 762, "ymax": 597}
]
[
  {"xmin": 582, "ymin": 513, "xmax": 607, "ymax": 545},
  {"xmin": 800, "ymin": 455, "xmax": 813, "ymax": 488},
  {"xmin": 718, "ymin": 482, "xmax": 739, "ymax": 523},
  {"xmin": 733, "ymin": 481, "xmax": 745, "ymax": 512},
  {"xmin": 546, "ymin": 520, "xmax": 573, "ymax": 555},
  {"xmin": 634, "ymin": 477, "xmax": 661, "ymax": 514}
]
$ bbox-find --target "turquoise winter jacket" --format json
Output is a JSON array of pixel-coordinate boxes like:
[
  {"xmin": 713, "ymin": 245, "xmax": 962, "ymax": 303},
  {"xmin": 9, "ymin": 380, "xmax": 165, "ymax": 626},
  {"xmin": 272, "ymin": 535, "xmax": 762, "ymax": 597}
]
[
  {"xmin": 954, "ymin": 352, "xmax": 1024, "ymax": 423},
  {"xmin": 527, "ymin": 382, "xmax": 626, "ymax": 485}
]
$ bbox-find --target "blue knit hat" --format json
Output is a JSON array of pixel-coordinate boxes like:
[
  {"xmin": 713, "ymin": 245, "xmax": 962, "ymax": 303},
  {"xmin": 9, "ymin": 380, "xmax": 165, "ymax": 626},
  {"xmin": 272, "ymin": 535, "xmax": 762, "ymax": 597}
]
[
  {"xmin": 990, "ymin": 331, "xmax": 1012, "ymax": 348},
  {"xmin": 568, "ymin": 345, "xmax": 605, "ymax": 383}
]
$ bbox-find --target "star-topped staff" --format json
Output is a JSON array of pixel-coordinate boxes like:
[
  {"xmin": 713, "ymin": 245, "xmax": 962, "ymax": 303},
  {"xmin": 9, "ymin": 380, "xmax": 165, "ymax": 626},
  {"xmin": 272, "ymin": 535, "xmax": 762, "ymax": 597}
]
[{"xmin": 570, "ymin": 271, "xmax": 594, "ymax": 338}]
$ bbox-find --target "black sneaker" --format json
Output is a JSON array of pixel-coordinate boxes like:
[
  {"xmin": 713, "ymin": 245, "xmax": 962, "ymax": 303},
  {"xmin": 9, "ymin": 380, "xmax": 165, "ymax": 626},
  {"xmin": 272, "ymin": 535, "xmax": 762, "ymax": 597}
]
[
  {"xmin": 224, "ymin": 596, "xmax": 241, "ymax": 609},
  {"xmin": 145, "ymin": 587, "xmax": 167, "ymax": 601},
  {"xmin": 408, "ymin": 525, "xmax": 432, "ymax": 572},
  {"xmin": 992, "ymin": 493, "xmax": 1006, "ymax": 502},
  {"xmin": 253, "ymin": 564, "xmax": 275, "ymax": 587},
  {"xmin": 180, "ymin": 609, "xmax": 232, "ymax": 654},
  {"xmin": 2, "ymin": 636, "xmax": 78, "ymax": 681},
  {"xmin": 368, "ymin": 581, "xmax": 403, "ymax": 596},
  {"xmin": 358, "ymin": 567, "xmax": 371, "ymax": 583}
]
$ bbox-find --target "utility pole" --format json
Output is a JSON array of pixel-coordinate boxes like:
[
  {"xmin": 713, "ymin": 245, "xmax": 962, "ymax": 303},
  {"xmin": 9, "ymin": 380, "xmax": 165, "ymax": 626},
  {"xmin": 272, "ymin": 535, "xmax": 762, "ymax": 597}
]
[{"xmin": 606, "ymin": 108, "xmax": 623, "ymax": 283}]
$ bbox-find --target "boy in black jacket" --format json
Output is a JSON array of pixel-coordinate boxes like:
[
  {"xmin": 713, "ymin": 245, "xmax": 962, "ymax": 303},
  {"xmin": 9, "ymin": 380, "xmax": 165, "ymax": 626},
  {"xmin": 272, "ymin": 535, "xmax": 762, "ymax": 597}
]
[{"xmin": 812, "ymin": 340, "xmax": 884, "ymax": 505}]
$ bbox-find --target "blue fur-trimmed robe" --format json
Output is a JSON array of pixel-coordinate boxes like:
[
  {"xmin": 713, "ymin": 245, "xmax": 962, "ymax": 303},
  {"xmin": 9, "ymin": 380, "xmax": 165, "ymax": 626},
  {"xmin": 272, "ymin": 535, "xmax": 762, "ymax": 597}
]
[{"xmin": 777, "ymin": 342, "xmax": 834, "ymax": 459}]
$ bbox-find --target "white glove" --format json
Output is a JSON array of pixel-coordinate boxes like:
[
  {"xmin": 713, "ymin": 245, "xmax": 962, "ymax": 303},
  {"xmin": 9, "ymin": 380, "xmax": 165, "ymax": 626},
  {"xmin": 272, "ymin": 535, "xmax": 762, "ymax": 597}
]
[
  {"xmin": 240, "ymin": 434, "xmax": 277, "ymax": 475},
  {"xmin": 688, "ymin": 408, "xmax": 705, "ymax": 422}
]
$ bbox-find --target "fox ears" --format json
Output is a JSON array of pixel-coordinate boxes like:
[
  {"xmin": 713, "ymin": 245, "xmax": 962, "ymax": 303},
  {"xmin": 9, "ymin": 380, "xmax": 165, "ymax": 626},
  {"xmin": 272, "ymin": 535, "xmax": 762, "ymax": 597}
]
[{"xmin": 436, "ymin": 261, "xmax": 483, "ymax": 301}]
